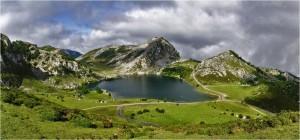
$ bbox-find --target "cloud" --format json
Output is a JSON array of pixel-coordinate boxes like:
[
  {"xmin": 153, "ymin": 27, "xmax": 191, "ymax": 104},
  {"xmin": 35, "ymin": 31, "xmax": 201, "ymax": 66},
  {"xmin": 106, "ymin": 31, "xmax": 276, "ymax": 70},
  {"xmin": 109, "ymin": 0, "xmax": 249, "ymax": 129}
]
[{"xmin": 0, "ymin": 1, "xmax": 299, "ymax": 75}]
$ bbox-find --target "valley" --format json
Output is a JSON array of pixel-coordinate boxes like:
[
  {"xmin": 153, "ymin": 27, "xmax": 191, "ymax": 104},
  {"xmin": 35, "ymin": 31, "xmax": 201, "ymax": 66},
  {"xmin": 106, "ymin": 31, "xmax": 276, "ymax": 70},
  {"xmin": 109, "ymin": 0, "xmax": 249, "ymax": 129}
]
[{"xmin": 1, "ymin": 33, "xmax": 299, "ymax": 139}]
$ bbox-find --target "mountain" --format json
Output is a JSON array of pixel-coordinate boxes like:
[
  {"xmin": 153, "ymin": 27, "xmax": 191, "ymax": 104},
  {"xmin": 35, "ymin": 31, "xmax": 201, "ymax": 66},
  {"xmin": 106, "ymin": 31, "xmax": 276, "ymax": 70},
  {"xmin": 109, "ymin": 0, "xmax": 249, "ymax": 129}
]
[
  {"xmin": 60, "ymin": 49, "xmax": 82, "ymax": 59},
  {"xmin": 0, "ymin": 33, "xmax": 90, "ymax": 87},
  {"xmin": 194, "ymin": 50, "xmax": 270, "ymax": 84},
  {"xmin": 40, "ymin": 45, "xmax": 82, "ymax": 59},
  {"xmin": 161, "ymin": 50, "xmax": 298, "ymax": 112},
  {"xmin": 79, "ymin": 37, "xmax": 180, "ymax": 73}
]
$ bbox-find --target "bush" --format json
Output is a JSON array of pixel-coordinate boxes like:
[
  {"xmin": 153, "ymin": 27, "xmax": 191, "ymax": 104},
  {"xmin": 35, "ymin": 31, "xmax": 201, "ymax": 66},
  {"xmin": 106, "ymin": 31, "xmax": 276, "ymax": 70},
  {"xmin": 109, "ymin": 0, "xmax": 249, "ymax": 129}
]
[
  {"xmin": 155, "ymin": 108, "xmax": 165, "ymax": 113},
  {"xmin": 130, "ymin": 113, "xmax": 135, "ymax": 119},
  {"xmin": 40, "ymin": 108, "xmax": 63, "ymax": 121},
  {"xmin": 143, "ymin": 109, "xmax": 150, "ymax": 113},
  {"xmin": 2, "ymin": 89, "xmax": 40, "ymax": 108},
  {"xmin": 137, "ymin": 110, "xmax": 143, "ymax": 115},
  {"xmin": 2, "ymin": 91, "xmax": 18, "ymax": 104},
  {"xmin": 23, "ymin": 98, "xmax": 40, "ymax": 108},
  {"xmin": 71, "ymin": 115, "xmax": 95, "ymax": 128},
  {"xmin": 77, "ymin": 86, "xmax": 89, "ymax": 96},
  {"xmin": 96, "ymin": 88, "xmax": 103, "ymax": 94},
  {"xmin": 103, "ymin": 119, "xmax": 113, "ymax": 128},
  {"xmin": 141, "ymin": 98, "xmax": 147, "ymax": 101}
]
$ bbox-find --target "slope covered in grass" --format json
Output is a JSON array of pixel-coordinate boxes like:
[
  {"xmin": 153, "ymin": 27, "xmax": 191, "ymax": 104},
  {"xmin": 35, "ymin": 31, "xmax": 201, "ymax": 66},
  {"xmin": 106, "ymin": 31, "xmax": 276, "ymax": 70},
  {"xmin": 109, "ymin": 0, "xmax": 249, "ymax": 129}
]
[{"xmin": 124, "ymin": 101, "xmax": 261, "ymax": 126}]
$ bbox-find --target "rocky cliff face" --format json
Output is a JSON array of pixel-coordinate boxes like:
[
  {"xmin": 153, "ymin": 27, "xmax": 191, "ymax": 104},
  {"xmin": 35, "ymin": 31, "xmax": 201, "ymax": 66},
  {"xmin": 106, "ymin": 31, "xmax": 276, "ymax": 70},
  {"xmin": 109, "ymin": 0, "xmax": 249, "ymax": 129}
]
[
  {"xmin": 79, "ymin": 37, "xmax": 180, "ymax": 73},
  {"xmin": 0, "ymin": 33, "xmax": 90, "ymax": 87}
]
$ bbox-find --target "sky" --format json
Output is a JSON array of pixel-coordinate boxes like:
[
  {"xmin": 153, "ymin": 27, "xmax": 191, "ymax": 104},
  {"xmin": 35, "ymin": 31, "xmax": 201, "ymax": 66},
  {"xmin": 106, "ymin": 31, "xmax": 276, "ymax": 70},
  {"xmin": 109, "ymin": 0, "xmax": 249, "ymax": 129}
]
[{"xmin": 0, "ymin": 1, "xmax": 299, "ymax": 76}]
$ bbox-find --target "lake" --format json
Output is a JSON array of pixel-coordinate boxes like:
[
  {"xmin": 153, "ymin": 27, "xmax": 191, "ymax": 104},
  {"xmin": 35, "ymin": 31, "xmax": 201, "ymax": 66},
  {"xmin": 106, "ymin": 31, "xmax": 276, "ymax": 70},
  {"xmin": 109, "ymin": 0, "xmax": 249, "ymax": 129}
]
[{"xmin": 96, "ymin": 75, "xmax": 214, "ymax": 102}]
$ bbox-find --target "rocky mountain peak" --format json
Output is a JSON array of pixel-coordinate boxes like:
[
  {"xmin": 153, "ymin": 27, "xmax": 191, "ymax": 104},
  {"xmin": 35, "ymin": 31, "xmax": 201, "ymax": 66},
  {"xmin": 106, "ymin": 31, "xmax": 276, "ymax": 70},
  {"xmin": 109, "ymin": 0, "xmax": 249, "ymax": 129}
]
[
  {"xmin": 150, "ymin": 36, "xmax": 167, "ymax": 42},
  {"xmin": 217, "ymin": 50, "xmax": 240, "ymax": 59},
  {"xmin": 195, "ymin": 50, "xmax": 260, "ymax": 84},
  {"xmin": 147, "ymin": 37, "xmax": 173, "ymax": 48},
  {"xmin": 80, "ymin": 37, "xmax": 180, "ymax": 73}
]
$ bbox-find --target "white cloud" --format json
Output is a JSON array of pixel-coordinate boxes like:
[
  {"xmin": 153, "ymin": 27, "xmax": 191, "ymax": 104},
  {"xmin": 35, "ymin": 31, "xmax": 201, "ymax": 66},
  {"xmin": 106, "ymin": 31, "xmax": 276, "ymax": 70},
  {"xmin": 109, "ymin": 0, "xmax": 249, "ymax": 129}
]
[
  {"xmin": 1, "ymin": 1, "xmax": 298, "ymax": 75},
  {"xmin": 0, "ymin": 13, "xmax": 11, "ymax": 31}
]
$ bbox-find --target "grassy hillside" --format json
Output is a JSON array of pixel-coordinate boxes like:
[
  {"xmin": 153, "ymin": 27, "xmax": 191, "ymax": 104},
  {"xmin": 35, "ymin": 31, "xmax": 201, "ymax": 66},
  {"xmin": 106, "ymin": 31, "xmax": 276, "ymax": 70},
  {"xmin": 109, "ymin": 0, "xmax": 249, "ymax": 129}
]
[
  {"xmin": 123, "ymin": 101, "xmax": 262, "ymax": 126},
  {"xmin": 207, "ymin": 84, "xmax": 261, "ymax": 101},
  {"xmin": 1, "ymin": 78, "xmax": 299, "ymax": 139}
]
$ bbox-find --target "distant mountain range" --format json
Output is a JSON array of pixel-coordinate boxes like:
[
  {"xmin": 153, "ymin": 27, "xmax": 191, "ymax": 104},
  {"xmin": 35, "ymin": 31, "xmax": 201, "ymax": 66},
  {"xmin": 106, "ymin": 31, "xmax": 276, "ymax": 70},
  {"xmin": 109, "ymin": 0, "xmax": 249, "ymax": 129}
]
[
  {"xmin": 1, "ymin": 33, "xmax": 298, "ymax": 88},
  {"xmin": 1, "ymin": 32, "xmax": 299, "ymax": 112}
]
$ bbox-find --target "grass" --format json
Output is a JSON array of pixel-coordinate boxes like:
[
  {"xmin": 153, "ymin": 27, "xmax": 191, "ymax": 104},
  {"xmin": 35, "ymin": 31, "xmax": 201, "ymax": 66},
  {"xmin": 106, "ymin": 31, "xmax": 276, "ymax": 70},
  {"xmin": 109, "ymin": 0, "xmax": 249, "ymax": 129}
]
[
  {"xmin": 226, "ymin": 123, "xmax": 299, "ymax": 139},
  {"xmin": 35, "ymin": 91, "xmax": 113, "ymax": 109},
  {"xmin": 124, "ymin": 101, "xmax": 261, "ymax": 126},
  {"xmin": 2, "ymin": 68, "xmax": 297, "ymax": 139},
  {"xmin": 134, "ymin": 123, "xmax": 299, "ymax": 139},
  {"xmin": 207, "ymin": 84, "xmax": 260, "ymax": 101},
  {"xmin": 1, "ymin": 103, "xmax": 121, "ymax": 139}
]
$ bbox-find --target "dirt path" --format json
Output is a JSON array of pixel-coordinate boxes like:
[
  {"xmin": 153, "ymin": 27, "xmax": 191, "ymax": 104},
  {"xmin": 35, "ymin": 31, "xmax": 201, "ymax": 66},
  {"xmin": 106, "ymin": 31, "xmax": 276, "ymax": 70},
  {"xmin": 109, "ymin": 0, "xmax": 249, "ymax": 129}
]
[
  {"xmin": 191, "ymin": 70, "xmax": 270, "ymax": 116},
  {"xmin": 191, "ymin": 71, "xmax": 227, "ymax": 101},
  {"xmin": 83, "ymin": 101, "xmax": 208, "ymax": 111}
]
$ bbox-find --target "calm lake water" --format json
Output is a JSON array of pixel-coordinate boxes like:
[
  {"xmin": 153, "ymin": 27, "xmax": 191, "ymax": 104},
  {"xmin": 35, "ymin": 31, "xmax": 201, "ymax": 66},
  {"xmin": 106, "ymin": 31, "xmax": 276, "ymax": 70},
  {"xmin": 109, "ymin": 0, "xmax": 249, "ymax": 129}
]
[{"xmin": 96, "ymin": 75, "xmax": 214, "ymax": 102}]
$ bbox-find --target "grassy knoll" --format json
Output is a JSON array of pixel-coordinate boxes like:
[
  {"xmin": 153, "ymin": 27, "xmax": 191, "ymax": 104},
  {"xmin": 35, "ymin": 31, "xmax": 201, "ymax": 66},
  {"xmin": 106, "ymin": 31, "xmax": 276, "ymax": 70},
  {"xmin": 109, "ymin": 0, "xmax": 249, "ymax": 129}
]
[{"xmin": 124, "ymin": 101, "xmax": 261, "ymax": 126}]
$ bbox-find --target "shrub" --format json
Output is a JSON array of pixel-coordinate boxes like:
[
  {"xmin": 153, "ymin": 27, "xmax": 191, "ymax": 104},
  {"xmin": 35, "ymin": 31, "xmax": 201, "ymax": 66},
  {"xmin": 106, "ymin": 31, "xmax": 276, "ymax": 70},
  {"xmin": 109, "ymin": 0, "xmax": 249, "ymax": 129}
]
[
  {"xmin": 40, "ymin": 107, "xmax": 63, "ymax": 121},
  {"xmin": 2, "ymin": 90, "xmax": 18, "ymax": 104},
  {"xmin": 137, "ymin": 110, "xmax": 143, "ymax": 115},
  {"xmin": 155, "ymin": 108, "xmax": 165, "ymax": 113},
  {"xmin": 2, "ymin": 89, "xmax": 40, "ymax": 107},
  {"xmin": 103, "ymin": 119, "xmax": 113, "ymax": 128},
  {"xmin": 23, "ymin": 98, "xmax": 40, "ymax": 108},
  {"xmin": 141, "ymin": 98, "xmax": 147, "ymax": 101},
  {"xmin": 143, "ymin": 109, "xmax": 150, "ymax": 113},
  {"xmin": 77, "ymin": 86, "xmax": 89, "ymax": 96},
  {"xmin": 71, "ymin": 115, "xmax": 95, "ymax": 128},
  {"xmin": 96, "ymin": 88, "xmax": 103, "ymax": 94},
  {"xmin": 130, "ymin": 113, "xmax": 135, "ymax": 119}
]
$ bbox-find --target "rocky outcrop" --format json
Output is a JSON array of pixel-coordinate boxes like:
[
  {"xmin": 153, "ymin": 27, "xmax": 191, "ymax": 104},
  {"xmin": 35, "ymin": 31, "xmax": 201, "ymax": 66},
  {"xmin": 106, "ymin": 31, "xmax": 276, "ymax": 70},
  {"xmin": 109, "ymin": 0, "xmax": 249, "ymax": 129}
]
[
  {"xmin": 0, "ymin": 33, "xmax": 91, "ymax": 87},
  {"xmin": 79, "ymin": 37, "xmax": 180, "ymax": 73},
  {"xmin": 261, "ymin": 67, "xmax": 299, "ymax": 82}
]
